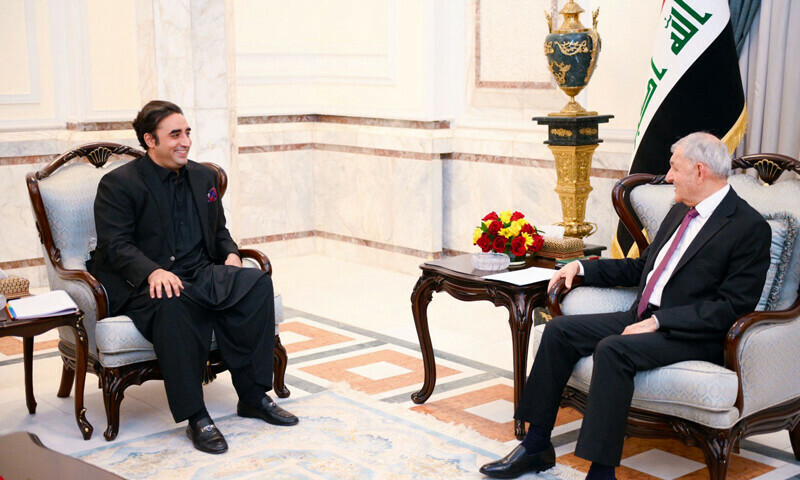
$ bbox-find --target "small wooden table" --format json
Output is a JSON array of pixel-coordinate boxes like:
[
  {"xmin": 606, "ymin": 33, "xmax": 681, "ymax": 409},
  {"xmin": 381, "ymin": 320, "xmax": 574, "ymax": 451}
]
[
  {"xmin": 410, "ymin": 254, "xmax": 556, "ymax": 439},
  {"xmin": 0, "ymin": 306, "xmax": 93, "ymax": 440}
]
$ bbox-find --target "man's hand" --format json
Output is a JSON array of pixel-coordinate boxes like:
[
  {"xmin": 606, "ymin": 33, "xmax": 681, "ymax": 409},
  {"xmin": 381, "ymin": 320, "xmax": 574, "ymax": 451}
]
[
  {"xmin": 622, "ymin": 317, "xmax": 658, "ymax": 335},
  {"xmin": 548, "ymin": 260, "xmax": 581, "ymax": 293},
  {"xmin": 224, "ymin": 253, "xmax": 242, "ymax": 268},
  {"xmin": 147, "ymin": 269, "xmax": 184, "ymax": 299}
]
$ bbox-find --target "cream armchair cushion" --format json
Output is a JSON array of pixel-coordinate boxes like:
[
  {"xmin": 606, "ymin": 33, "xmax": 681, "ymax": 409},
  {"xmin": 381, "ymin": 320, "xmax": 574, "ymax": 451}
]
[{"xmin": 95, "ymin": 294, "xmax": 283, "ymax": 368}]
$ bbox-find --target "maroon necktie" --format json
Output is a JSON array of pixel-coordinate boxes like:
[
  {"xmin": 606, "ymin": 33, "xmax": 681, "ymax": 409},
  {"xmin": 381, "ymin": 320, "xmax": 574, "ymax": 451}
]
[{"xmin": 637, "ymin": 207, "xmax": 699, "ymax": 318}]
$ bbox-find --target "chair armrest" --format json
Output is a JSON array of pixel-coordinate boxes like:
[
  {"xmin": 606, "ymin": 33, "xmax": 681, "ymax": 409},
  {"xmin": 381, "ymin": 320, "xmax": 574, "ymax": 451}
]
[
  {"xmin": 239, "ymin": 248, "xmax": 272, "ymax": 276},
  {"xmin": 546, "ymin": 277, "xmax": 582, "ymax": 317},
  {"xmin": 47, "ymin": 271, "xmax": 107, "ymax": 358},
  {"xmin": 725, "ymin": 298, "xmax": 800, "ymax": 415},
  {"xmin": 48, "ymin": 262, "xmax": 109, "ymax": 320},
  {"xmin": 547, "ymin": 277, "xmax": 638, "ymax": 319}
]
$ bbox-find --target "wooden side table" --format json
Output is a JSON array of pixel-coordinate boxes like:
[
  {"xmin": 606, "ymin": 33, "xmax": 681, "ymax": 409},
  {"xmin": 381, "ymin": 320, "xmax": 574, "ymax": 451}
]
[
  {"xmin": 410, "ymin": 254, "xmax": 553, "ymax": 439},
  {"xmin": 0, "ymin": 307, "xmax": 93, "ymax": 440}
]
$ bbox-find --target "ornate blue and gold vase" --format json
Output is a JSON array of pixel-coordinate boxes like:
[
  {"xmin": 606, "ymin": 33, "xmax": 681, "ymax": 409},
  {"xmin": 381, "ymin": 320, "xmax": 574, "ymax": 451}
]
[{"xmin": 544, "ymin": 0, "xmax": 600, "ymax": 116}]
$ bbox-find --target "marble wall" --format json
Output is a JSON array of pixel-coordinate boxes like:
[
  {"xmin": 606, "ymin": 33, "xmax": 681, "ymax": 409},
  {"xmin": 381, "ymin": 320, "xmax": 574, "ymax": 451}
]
[
  {"xmin": 235, "ymin": 118, "xmax": 448, "ymax": 274},
  {"xmin": 1, "ymin": 0, "xmax": 665, "ymax": 286}
]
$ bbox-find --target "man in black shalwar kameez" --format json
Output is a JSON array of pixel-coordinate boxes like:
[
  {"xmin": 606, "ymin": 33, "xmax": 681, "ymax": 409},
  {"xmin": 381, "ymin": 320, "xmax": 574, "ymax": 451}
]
[{"xmin": 90, "ymin": 100, "xmax": 298, "ymax": 454}]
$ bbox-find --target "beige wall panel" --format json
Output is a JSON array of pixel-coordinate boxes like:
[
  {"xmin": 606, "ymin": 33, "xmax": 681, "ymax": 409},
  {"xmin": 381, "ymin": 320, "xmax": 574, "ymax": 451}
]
[
  {"xmin": 236, "ymin": 0, "xmax": 388, "ymax": 55},
  {"xmin": 85, "ymin": 0, "xmax": 140, "ymax": 113},
  {"xmin": 0, "ymin": 0, "xmax": 32, "ymax": 95},
  {"xmin": 314, "ymin": 0, "xmax": 425, "ymax": 116},
  {"xmin": 236, "ymin": 0, "xmax": 391, "ymax": 83},
  {"xmin": 478, "ymin": 0, "xmax": 551, "ymax": 84},
  {"xmin": 0, "ymin": 0, "xmax": 57, "ymax": 124},
  {"xmin": 236, "ymin": 0, "xmax": 433, "ymax": 118}
]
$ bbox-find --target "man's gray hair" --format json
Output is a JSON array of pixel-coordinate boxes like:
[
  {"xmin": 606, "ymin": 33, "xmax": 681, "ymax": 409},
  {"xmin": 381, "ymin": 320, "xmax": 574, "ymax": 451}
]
[{"xmin": 671, "ymin": 132, "xmax": 731, "ymax": 178}]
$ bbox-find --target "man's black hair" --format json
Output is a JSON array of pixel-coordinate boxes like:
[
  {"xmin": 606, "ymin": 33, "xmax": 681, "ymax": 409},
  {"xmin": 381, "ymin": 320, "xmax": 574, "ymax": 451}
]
[{"xmin": 132, "ymin": 100, "xmax": 184, "ymax": 150}]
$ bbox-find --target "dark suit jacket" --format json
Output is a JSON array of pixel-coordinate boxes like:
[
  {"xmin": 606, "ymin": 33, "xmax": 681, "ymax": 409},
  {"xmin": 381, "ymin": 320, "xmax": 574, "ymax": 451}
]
[
  {"xmin": 89, "ymin": 154, "xmax": 240, "ymax": 314},
  {"xmin": 582, "ymin": 187, "xmax": 771, "ymax": 341}
]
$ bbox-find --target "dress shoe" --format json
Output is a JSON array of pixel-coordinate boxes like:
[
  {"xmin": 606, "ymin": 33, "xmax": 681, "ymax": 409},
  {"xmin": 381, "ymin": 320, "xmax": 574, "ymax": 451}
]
[
  {"xmin": 186, "ymin": 417, "xmax": 228, "ymax": 454},
  {"xmin": 237, "ymin": 395, "xmax": 299, "ymax": 426},
  {"xmin": 479, "ymin": 444, "xmax": 555, "ymax": 478}
]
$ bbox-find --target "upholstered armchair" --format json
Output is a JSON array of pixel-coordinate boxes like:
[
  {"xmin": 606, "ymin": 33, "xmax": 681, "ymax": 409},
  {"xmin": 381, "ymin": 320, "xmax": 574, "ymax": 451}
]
[
  {"xmin": 25, "ymin": 142, "xmax": 290, "ymax": 441},
  {"xmin": 544, "ymin": 154, "xmax": 800, "ymax": 480}
]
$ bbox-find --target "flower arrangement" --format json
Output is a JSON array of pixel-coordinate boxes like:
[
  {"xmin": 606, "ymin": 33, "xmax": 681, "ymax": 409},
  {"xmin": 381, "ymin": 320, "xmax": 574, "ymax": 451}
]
[{"xmin": 473, "ymin": 210, "xmax": 544, "ymax": 261}]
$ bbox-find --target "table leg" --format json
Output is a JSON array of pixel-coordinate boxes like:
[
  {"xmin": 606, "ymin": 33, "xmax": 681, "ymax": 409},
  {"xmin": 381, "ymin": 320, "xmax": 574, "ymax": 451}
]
[
  {"xmin": 71, "ymin": 315, "xmax": 93, "ymax": 440},
  {"xmin": 507, "ymin": 292, "xmax": 536, "ymax": 440},
  {"xmin": 23, "ymin": 337, "xmax": 36, "ymax": 414},
  {"xmin": 410, "ymin": 275, "xmax": 440, "ymax": 404}
]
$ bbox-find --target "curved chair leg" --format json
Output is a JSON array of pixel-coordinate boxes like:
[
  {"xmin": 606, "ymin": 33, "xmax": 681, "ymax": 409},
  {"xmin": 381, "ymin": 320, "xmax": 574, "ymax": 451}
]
[
  {"xmin": 790, "ymin": 422, "xmax": 800, "ymax": 460},
  {"xmin": 101, "ymin": 368, "xmax": 123, "ymax": 441},
  {"xmin": 57, "ymin": 358, "xmax": 75, "ymax": 398},
  {"xmin": 696, "ymin": 427, "xmax": 736, "ymax": 480},
  {"xmin": 100, "ymin": 367, "xmax": 135, "ymax": 441},
  {"xmin": 273, "ymin": 334, "xmax": 290, "ymax": 398},
  {"xmin": 98, "ymin": 361, "xmax": 160, "ymax": 441}
]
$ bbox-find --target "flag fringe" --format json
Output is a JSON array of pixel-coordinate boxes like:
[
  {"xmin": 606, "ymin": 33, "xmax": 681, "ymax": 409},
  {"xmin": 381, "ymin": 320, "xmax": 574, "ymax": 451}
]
[
  {"xmin": 722, "ymin": 104, "xmax": 747, "ymax": 154},
  {"xmin": 611, "ymin": 235, "xmax": 625, "ymax": 259},
  {"xmin": 611, "ymin": 228, "xmax": 648, "ymax": 259}
]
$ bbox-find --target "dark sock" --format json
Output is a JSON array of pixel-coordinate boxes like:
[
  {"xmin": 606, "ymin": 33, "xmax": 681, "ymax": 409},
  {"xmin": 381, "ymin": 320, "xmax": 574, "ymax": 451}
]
[
  {"xmin": 239, "ymin": 386, "xmax": 267, "ymax": 409},
  {"xmin": 187, "ymin": 407, "xmax": 211, "ymax": 430},
  {"xmin": 586, "ymin": 462, "xmax": 616, "ymax": 480},
  {"xmin": 520, "ymin": 425, "xmax": 551, "ymax": 454}
]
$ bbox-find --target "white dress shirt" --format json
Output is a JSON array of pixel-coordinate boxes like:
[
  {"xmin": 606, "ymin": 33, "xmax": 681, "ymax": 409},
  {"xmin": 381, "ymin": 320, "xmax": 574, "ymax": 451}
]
[{"xmin": 644, "ymin": 184, "xmax": 730, "ymax": 307}]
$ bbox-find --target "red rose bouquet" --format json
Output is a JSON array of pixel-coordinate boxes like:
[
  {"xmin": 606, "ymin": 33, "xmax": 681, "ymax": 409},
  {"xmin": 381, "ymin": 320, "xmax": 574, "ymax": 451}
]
[{"xmin": 473, "ymin": 210, "xmax": 544, "ymax": 262}]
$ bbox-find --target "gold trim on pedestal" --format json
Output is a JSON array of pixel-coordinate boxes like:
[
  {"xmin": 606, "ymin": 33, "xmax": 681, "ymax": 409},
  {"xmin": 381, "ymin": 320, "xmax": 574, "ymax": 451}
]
[
  {"xmin": 547, "ymin": 99, "xmax": 596, "ymax": 117},
  {"xmin": 548, "ymin": 144, "xmax": 599, "ymax": 238}
]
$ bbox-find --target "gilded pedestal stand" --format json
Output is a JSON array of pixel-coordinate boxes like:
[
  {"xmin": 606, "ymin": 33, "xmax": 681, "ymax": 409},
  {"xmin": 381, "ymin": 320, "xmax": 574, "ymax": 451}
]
[{"xmin": 532, "ymin": 115, "xmax": 612, "ymax": 238}]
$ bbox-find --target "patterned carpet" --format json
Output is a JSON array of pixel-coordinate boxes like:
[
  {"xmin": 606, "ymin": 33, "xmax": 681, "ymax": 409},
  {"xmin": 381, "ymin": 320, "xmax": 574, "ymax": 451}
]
[
  {"xmin": 74, "ymin": 388, "xmax": 582, "ymax": 480},
  {"xmin": 4, "ymin": 306, "xmax": 800, "ymax": 479}
]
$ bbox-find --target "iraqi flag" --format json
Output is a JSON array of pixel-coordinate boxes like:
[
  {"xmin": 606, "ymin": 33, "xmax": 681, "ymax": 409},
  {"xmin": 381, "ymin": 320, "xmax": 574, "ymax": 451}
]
[{"xmin": 611, "ymin": 0, "xmax": 746, "ymax": 259}]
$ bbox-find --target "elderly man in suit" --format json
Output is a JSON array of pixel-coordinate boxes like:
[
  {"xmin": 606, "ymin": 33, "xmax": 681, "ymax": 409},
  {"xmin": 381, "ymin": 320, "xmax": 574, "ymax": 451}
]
[
  {"xmin": 90, "ymin": 100, "xmax": 298, "ymax": 454},
  {"xmin": 480, "ymin": 132, "xmax": 771, "ymax": 479}
]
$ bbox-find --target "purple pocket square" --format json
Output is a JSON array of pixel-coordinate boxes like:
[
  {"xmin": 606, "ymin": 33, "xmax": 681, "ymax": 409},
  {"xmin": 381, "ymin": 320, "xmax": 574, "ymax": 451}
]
[{"xmin": 207, "ymin": 187, "xmax": 218, "ymax": 203}]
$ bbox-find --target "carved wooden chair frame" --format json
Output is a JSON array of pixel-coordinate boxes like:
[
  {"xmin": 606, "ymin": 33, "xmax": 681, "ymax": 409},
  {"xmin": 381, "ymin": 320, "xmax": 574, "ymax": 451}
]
[
  {"xmin": 25, "ymin": 142, "xmax": 289, "ymax": 441},
  {"xmin": 547, "ymin": 153, "xmax": 800, "ymax": 480}
]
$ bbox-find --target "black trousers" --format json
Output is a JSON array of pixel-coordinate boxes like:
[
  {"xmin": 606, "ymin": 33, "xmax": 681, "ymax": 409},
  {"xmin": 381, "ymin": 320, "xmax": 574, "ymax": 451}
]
[
  {"xmin": 514, "ymin": 310, "xmax": 723, "ymax": 465},
  {"xmin": 127, "ymin": 273, "xmax": 276, "ymax": 422}
]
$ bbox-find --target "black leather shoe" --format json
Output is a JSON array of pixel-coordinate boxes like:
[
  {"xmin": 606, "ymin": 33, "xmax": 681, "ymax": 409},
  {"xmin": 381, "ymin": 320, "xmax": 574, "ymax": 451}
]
[
  {"xmin": 479, "ymin": 444, "xmax": 555, "ymax": 478},
  {"xmin": 237, "ymin": 395, "xmax": 299, "ymax": 426},
  {"xmin": 186, "ymin": 417, "xmax": 228, "ymax": 454}
]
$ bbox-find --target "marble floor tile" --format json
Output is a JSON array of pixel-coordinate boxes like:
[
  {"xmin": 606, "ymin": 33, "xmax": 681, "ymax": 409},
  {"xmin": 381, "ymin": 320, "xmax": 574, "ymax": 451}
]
[
  {"xmin": 298, "ymin": 347, "xmax": 461, "ymax": 396},
  {"xmin": 346, "ymin": 361, "xmax": 413, "ymax": 381},
  {"xmin": 279, "ymin": 317, "xmax": 363, "ymax": 355},
  {"xmin": 277, "ymin": 330, "xmax": 313, "ymax": 346},
  {"xmin": 463, "ymin": 398, "xmax": 515, "ymax": 424},
  {"xmin": 621, "ymin": 449, "xmax": 706, "ymax": 480}
]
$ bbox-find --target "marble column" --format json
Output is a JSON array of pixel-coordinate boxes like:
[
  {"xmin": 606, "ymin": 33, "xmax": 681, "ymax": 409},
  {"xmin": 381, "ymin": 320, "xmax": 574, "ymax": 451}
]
[{"xmin": 138, "ymin": 0, "xmax": 240, "ymax": 236}]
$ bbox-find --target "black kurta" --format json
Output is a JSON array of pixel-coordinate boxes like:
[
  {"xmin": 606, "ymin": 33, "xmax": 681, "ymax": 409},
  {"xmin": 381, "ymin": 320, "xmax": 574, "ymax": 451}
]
[
  {"xmin": 123, "ymin": 162, "xmax": 263, "ymax": 337},
  {"xmin": 96, "ymin": 157, "xmax": 275, "ymax": 422}
]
